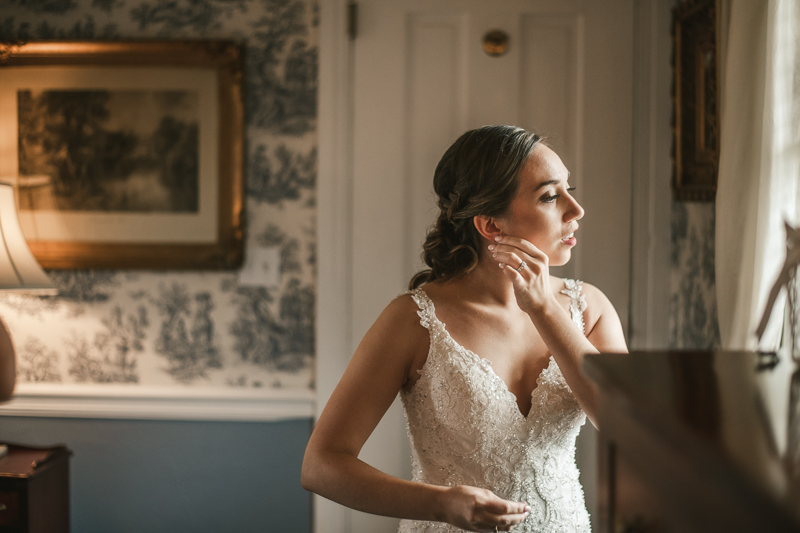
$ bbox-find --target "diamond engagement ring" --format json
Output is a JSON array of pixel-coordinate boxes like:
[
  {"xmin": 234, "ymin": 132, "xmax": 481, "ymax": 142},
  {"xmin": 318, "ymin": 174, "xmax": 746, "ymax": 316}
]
[{"xmin": 517, "ymin": 261, "xmax": 527, "ymax": 273}]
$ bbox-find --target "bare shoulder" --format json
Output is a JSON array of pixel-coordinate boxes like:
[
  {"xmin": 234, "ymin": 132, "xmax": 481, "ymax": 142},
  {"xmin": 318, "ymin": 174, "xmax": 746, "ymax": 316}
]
[
  {"xmin": 370, "ymin": 291, "xmax": 426, "ymax": 337},
  {"xmin": 577, "ymin": 281, "xmax": 628, "ymax": 353},
  {"xmin": 579, "ymin": 281, "xmax": 615, "ymax": 310},
  {"xmin": 576, "ymin": 280, "xmax": 614, "ymax": 325},
  {"xmin": 356, "ymin": 292, "xmax": 430, "ymax": 385}
]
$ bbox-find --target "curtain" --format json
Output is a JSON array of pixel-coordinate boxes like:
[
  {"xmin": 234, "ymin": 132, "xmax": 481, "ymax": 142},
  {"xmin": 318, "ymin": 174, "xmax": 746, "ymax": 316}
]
[{"xmin": 716, "ymin": 0, "xmax": 800, "ymax": 350}]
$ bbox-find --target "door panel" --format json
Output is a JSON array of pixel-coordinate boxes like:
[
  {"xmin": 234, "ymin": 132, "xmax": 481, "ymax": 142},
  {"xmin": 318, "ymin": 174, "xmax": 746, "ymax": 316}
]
[{"xmin": 406, "ymin": 12, "xmax": 468, "ymax": 278}]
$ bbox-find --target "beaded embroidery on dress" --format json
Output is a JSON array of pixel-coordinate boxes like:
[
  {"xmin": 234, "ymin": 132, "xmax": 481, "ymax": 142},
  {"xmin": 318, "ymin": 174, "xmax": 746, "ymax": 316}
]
[{"xmin": 399, "ymin": 280, "xmax": 590, "ymax": 533}]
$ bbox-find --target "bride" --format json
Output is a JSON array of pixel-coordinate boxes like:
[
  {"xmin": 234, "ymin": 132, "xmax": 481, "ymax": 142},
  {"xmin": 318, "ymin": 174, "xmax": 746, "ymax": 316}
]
[{"xmin": 302, "ymin": 125, "xmax": 628, "ymax": 532}]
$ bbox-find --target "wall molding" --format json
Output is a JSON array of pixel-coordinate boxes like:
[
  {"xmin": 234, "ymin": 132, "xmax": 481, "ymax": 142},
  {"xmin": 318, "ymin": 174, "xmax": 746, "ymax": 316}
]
[
  {"xmin": 628, "ymin": 0, "xmax": 673, "ymax": 350},
  {"xmin": 0, "ymin": 384, "xmax": 315, "ymax": 421}
]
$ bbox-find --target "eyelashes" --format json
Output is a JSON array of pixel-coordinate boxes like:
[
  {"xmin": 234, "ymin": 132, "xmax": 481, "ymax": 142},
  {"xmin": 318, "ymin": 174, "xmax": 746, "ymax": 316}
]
[{"xmin": 541, "ymin": 186, "xmax": 576, "ymax": 203}]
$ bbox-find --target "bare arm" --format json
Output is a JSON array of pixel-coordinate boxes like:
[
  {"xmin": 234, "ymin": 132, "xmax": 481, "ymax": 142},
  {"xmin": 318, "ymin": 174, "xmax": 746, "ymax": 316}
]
[
  {"xmin": 0, "ymin": 319, "xmax": 16, "ymax": 402},
  {"xmin": 492, "ymin": 236, "xmax": 628, "ymax": 427},
  {"xmin": 524, "ymin": 283, "xmax": 627, "ymax": 427},
  {"xmin": 582, "ymin": 282, "xmax": 629, "ymax": 356},
  {"xmin": 301, "ymin": 296, "xmax": 530, "ymax": 531},
  {"xmin": 521, "ymin": 293, "xmax": 603, "ymax": 426}
]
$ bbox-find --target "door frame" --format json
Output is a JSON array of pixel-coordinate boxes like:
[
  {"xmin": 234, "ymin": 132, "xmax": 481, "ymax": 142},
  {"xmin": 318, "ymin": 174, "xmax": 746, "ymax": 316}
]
[
  {"xmin": 316, "ymin": 0, "xmax": 354, "ymax": 531},
  {"xmin": 314, "ymin": 0, "xmax": 672, "ymax": 531},
  {"xmin": 628, "ymin": 0, "xmax": 673, "ymax": 351}
]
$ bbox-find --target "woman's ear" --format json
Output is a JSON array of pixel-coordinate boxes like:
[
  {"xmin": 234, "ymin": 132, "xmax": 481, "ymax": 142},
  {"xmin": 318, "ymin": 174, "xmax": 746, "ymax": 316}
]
[{"xmin": 473, "ymin": 215, "xmax": 504, "ymax": 242}]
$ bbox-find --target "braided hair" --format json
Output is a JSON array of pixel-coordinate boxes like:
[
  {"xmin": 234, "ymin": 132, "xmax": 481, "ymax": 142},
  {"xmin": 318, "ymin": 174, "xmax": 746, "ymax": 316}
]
[{"xmin": 408, "ymin": 125, "xmax": 543, "ymax": 289}]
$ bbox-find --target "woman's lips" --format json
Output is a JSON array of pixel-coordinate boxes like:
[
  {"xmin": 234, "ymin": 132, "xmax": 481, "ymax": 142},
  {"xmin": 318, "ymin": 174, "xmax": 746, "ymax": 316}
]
[{"xmin": 561, "ymin": 233, "xmax": 576, "ymax": 246}]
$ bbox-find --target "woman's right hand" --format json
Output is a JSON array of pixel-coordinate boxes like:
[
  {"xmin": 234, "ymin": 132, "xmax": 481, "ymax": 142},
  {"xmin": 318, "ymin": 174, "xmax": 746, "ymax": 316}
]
[{"xmin": 440, "ymin": 485, "xmax": 530, "ymax": 532}]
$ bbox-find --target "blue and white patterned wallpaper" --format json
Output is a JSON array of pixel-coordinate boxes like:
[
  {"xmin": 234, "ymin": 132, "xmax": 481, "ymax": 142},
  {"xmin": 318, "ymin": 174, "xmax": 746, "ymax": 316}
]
[
  {"xmin": 0, "ymin": 0, "xmax": 722, "ymax": 381},
  {"xmin": 670, "ymin": 201, "xmax": 720, "ymax": 349},
  {"xmin": 0, "ymin": 0, "xmax": 318, "ymax": 391}
]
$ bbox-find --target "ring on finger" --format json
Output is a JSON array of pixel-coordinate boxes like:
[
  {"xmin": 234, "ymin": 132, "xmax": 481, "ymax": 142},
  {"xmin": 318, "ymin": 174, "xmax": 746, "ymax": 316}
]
[{"xmin": 516, "ymin": 261, "xmax": 527, "ymax": 273}]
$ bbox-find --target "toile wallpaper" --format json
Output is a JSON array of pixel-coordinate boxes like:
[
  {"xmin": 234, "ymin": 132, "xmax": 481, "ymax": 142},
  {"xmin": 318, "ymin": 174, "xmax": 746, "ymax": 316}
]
[
  {"xmin": 670, "ymin": 201, "xmax": 721, "ymax": 350},
  {"xmin": 0, "ymin": 0, "xmax": 722, "ymax": 389},
  {"xmin": 0, "ymin": 0, "xmax": 318, "ymax": 391}
]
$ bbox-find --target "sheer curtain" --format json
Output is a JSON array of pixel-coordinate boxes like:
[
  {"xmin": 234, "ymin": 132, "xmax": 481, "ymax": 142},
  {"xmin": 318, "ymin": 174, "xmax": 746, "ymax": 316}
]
[{"xmin": 716, "ymin": 0, "xmax": 800, "ymax": 350}]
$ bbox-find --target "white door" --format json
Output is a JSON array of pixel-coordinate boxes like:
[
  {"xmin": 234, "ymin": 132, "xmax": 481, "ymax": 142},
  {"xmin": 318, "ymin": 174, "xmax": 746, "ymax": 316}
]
[{"xmin": 318, "ymin": 1, "xmax": 633, "ymax": 531}]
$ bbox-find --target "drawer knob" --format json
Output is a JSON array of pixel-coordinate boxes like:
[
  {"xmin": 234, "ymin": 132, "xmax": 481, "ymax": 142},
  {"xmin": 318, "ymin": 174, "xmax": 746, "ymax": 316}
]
[{"xmin": 0, "ymin": 503, "xmax": 6, "ymax": 512}]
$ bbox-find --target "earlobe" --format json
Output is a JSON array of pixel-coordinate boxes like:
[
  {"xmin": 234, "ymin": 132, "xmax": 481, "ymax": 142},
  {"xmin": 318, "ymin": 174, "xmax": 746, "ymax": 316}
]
[{"xmin": 473, "ymin": 215, "xmax": 504, "ymax": 242}]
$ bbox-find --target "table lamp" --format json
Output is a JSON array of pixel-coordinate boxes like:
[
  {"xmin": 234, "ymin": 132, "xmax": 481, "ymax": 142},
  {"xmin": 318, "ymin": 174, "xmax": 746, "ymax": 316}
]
[
  {"xmin": 0, "ymin": 181, "xmax": 56, "ymax": 294},
  {"xmin": 0, "ymin": 180, "xmax": 57, "ymax": 410}
]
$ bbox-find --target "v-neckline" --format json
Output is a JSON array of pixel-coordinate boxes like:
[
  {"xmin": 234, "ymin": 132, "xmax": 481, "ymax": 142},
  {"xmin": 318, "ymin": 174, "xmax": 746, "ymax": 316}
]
[{"xmin": 417, "ymin": 289, "xmax": 554, "ymax": 420}]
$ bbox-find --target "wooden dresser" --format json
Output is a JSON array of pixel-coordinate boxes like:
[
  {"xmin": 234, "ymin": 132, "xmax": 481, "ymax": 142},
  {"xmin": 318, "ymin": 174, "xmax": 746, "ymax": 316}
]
[
  {"xmin": 0, "ymin": 444, "xmax": 70, "ymax": 533},
  {"xmin": 585, "ymin": 351, "xmax": 800, "ymax": 533}
]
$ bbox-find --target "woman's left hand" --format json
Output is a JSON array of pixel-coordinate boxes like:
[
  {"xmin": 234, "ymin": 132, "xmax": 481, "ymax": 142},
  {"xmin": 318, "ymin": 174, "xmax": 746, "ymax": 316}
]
[{"xmin": 489, "ymin": 235, "xmax": 555, "ymax": 315}]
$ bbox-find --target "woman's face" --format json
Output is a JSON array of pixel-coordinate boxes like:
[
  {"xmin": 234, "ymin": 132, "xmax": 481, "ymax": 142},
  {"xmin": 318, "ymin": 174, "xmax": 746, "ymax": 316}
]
[{"xmin": 496, "ymin": 144, "xmax": 584, "ymax": 267}]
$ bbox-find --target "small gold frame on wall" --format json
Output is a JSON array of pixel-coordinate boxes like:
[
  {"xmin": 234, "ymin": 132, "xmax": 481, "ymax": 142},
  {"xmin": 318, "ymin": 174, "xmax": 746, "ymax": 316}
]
[
  {"xmin": 672, "ymin": 0, "xmax": 719, "ymax": 202},
  {"xmin": 0, "ymin": 41, "xmax": 244, "ymax": 269}
]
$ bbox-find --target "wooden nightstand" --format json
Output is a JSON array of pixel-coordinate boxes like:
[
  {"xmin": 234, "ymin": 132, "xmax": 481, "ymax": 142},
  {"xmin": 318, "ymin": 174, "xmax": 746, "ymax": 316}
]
[{"xmin": 0, "ymin": 444, "xmax": 70, "ymax": 533}]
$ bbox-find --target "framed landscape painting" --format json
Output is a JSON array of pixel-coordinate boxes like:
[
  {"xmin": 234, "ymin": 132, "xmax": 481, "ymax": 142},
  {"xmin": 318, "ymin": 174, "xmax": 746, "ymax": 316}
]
[{"xmin": 0, "ymin": 41, "xmax": 244, "ymax": 269}]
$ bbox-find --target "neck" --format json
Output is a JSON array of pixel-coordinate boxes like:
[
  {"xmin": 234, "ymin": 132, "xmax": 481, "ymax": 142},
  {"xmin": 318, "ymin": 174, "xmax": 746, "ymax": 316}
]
[{"xmin": 442, "ymin": 250, "xmax": 519, "ymax": 307}]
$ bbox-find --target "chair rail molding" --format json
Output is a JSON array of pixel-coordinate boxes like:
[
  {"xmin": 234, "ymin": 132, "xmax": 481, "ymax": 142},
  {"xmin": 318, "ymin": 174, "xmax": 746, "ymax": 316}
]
[{"xmin": 0, "ymin": 384, "xmax": 315, "ymax": 421}]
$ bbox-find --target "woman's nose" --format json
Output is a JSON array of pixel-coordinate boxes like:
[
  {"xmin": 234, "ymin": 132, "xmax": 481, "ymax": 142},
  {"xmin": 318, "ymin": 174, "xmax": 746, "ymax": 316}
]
[{"xmin": 565, "ymin": 194, "xmax": 584, "ymax": 221}]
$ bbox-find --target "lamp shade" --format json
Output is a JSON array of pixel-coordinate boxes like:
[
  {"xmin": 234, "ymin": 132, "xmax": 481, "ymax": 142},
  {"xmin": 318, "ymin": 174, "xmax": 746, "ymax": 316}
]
[{"xmin": 0, "ymin": 182, "xmax": 57, "ymax": 294}]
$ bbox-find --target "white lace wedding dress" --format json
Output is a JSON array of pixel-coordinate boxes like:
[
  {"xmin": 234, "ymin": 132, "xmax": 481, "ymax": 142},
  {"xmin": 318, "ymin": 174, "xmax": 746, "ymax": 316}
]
[{"xmin": 399, "ymin": 280, "xmax": 591, "ymax": 533}]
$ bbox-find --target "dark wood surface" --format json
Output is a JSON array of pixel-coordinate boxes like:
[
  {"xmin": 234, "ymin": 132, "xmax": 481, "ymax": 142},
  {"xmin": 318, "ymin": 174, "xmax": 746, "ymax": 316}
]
[
  {"xmin": 0, "ymin": 444, "xmax": 70, "ymax": 533},
  {"xmin": 585, "ymin": 351, "xmax": 800, "ymax": 533}
]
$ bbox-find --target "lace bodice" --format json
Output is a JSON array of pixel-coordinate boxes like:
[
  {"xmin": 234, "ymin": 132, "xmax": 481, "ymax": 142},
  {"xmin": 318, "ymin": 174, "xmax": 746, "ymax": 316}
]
[{"xmin": 399, "ymin": 279, "xmax": 590, "ymax": 533}]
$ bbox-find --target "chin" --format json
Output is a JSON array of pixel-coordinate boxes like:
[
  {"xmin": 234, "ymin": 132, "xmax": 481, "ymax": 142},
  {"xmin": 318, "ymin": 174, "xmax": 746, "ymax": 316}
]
[{"xmin": 548, "ymin": 250, "xmax": 572, "ymax": 267}]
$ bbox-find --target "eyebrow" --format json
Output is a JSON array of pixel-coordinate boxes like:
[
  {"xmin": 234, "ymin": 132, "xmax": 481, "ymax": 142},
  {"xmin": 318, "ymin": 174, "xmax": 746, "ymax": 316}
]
[
  {"xmin": 534, "ymin": 171, "xmax": 571, "ymax": 191},
  {"xmin": 534, "ymin": 179, "xmax": 560, "ymax": 191}
]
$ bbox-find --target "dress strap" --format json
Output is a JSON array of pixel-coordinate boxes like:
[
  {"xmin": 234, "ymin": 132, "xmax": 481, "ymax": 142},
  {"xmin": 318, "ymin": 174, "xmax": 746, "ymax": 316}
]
[
  {"xmin": 560, "ymin": 279, "xmax": 587, "ymax": 335},
  {"xmin": 405, "ymin": 288, "xmax": 437, "ymax": 332}
]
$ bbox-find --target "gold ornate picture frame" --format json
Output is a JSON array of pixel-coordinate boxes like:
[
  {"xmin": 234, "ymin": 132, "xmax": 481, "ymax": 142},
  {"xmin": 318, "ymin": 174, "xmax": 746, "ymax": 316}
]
[
  {"xmin": 0, "ymin": 41, "xmax": 244, "ymax": 269},
  {"xmin": 672, "ymin": 0, "xmax": 719, "ymax": 202}
]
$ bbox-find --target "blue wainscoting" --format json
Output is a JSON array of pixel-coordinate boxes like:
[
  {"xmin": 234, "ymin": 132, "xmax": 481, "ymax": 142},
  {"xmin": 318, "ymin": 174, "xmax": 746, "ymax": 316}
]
[{"xmin": 0, "ymin": 417, "xmax": 312, "ymax": 533}]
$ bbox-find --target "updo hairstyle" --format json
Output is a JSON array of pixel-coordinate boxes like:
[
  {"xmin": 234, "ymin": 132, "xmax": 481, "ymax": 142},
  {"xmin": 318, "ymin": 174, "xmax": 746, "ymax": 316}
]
[{"xmin": 408, "ymin": 125, "xmax": 542, "ymax": 289}]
